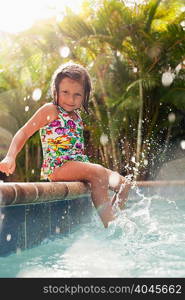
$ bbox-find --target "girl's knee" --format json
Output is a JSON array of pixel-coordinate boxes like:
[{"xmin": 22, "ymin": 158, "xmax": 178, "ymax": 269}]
[
  {"xmin": 93, "ymin": 164, "xmax": 106, "ymax": 175},
  {"xmin": 90, "ymin": 164, "xmax": 108, "ymax": 183}
]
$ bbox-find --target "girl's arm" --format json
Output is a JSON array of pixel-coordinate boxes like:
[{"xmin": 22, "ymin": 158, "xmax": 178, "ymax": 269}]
[{"xmin": 0, "ymin": 103, "xmax": 57, "ymax": 176}]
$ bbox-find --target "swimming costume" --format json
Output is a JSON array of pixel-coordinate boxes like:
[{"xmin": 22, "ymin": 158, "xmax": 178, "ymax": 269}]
[{"xmin": 40, "ymin": 105, "xmax": 89, "ymax": 180}]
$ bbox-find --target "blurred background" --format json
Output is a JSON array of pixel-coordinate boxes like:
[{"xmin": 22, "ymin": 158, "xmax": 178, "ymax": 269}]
[{"xmin": 0, "ymin": 0, "xmax": 185, "ymax": 182}]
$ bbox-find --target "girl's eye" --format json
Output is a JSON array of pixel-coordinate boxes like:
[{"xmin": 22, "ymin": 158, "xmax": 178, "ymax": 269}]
[{"xmin": 60, "ymin": 91, "xmax": 82, "ymax": 97}]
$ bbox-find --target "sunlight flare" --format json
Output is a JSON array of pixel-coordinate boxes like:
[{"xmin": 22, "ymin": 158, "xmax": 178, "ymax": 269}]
[{"xmin": 0, "ymin": 0, "xmax": 83, "ymax": 33}]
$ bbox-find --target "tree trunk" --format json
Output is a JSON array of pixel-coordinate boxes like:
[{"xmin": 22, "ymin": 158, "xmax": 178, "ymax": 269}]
[
  {"xmin": 96, "ymin": 69, "xmax": 119, "ymax": 171},
  {"xmin": 135, "ymin": 80, "xmax": 144, "ymax": 179},
  {"xmin": 91, "ymin": 96, "xmax": 109, "ymax": 167}
]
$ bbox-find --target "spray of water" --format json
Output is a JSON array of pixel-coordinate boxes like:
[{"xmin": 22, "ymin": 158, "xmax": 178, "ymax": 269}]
[
  {"xmin": 15, "ymin": 183, "xmax": 155, "ymax": 278},
  {"xmin": 1, "ymin": 174, "xmax": 184, "ymax": 278}
]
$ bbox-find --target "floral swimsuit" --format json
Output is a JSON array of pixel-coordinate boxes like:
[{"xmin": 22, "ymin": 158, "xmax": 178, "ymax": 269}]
[{"xmin": 40, "ymin": 105, "xmax": 89, "ymax": 180}]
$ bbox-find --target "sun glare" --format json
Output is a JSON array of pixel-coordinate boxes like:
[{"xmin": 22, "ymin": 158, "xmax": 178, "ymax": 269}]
[{"xmin": 0, "ymin": 0, "xmax": 83, "ymax": 34}]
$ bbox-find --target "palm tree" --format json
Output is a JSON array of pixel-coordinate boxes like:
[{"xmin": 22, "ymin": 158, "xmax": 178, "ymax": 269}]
[
  {"xmin": 1, "ymin": 0, "xmax": 185, "ymax": 181},
  {"xmin": 58, "ymin": 0, "xmax": 185, "ymax": 179}
]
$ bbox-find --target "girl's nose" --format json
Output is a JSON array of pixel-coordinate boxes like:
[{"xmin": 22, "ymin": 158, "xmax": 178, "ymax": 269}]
[{"xmin": 68, "ymin": 94, "xmax": 75, "ymax": 103}]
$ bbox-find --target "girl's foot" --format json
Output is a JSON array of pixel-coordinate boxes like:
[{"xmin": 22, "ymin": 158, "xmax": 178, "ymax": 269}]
[
  {"xmin": 111, "ymin": 178, "xmax": 131, "ymax": 210},
  {"xmin": 117, "ymin": 181, "xmax": 131, "ymax": 210}
]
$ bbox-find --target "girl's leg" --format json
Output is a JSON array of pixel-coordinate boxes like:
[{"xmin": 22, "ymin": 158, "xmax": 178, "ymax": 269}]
[
  {"xmin": 49, "ymin": 161, "xmax": 116, "ymax": 228},
  {"xmin": 105, "ymin": 168, "xmax": 131, "ymax": 209}
]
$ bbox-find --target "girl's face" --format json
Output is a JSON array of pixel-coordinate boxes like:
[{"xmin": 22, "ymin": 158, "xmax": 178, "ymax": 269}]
[{"xmin": 57, "ymin": 77, "xmax": 84, "ymax": 112}]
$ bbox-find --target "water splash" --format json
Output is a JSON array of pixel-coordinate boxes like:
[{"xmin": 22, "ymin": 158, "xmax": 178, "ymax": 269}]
[{"xmin": 1, "ymin": 184, "xmax": 185, "ymax": 278}]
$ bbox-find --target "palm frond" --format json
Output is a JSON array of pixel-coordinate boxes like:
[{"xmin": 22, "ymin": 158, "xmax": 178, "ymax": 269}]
[{"xmin": 145, "ymin": 0, "xmax": 163, "ymax": 33}]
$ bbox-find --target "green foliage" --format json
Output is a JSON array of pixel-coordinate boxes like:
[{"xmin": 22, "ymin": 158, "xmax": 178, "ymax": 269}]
[{"xmin": 0, "ymin": 0, "xmax": 185, "ymax": 180}]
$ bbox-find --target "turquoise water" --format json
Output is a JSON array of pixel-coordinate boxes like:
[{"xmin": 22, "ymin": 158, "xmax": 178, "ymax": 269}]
[{"xmin": 0, "ymin": 187, "xmax": 185, "ymax": 278}]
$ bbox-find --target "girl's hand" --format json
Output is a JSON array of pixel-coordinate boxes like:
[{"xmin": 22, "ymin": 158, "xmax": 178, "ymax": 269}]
[{"xmin": 0, "ymin": 156, "xmax": 16, "ymax": 176}]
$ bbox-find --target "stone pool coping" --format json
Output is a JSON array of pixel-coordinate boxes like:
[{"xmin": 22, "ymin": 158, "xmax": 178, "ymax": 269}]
[
  {"xmin": 0, "ymin": 182, "xmax": 93, "ymax": 256},
  {"xmin": 1, "ymin": 180, "xmax": 185, "ymax": 207},
  {"xmin": 0, "ymin": 181, "xmax": 90, "ymax": 206}
]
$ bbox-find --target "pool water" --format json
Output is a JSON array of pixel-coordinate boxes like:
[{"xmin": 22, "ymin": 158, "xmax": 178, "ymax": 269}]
[{"xmin": 0, "ymin": 187, "xmax": 185, "ymax": 278}]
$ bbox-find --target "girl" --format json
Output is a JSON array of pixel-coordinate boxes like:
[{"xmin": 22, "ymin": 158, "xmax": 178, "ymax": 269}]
[{"xmin": 0, "ymin": 62, "xmax": 131, "ymax": 228}]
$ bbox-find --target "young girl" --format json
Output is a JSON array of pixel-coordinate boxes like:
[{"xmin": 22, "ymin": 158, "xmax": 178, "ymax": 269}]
[{"xmin": 0, "ymin": 62, "xmax": 131, "ymax": 228}]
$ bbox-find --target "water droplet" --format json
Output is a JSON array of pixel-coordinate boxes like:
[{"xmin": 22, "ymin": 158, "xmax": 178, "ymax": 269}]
[
  {"xmin": 32, "ymin": 88, "xmax": 42, "ymax": 101},
  {"xmin": 6, "ymin": 234, "xmax": 11, "ymax": 241},
  {"xmin": 144, "ymin": 159, "xmax": 148, "ymax": 166},
  {"xmin": 88, "ymin": 62, "xmax": 94, "ymax": 68},
  {"xmin": 59, "ymin": 46, "xmax": 70, "ymax": 58},
  {"xmin": 0, "ymin": 213, "xmax": 5, "ymax": 220},
  {"xmin": 100, "ymin": 133, "xmax": 109, "ymax": 146},
  {"xmin": 180, "ymin": 140, "xmax": 185, "ymax": 150},
  {"xmin": 168, "ymin": 112, "xmax": 176, "ymax": 123},
  {"xmin": 180, "ymin": 20, "xmax": 185, "ymax": 27},
  {"xmin": 55, "ymin": 226, "xmax": 60, "ymax": 234},
  {"xmin": 175, "ymin": 63, "xmax": 182, "ymax": 74},
  {"xmin": 161, "ymin": 71, "xmax": 174, "ymax": 87},
  {"xmin": 108, "ymin": 172, "xmax": 120, "ymax": 188},
  {"xmin": 131, "ymin": 156, "xmax": 135, "ymax": 163}
]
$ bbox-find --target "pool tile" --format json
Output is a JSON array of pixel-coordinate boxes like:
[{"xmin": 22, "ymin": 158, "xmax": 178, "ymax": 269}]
[
  {"xmin": 50, "ymin": 200, "xmax": 70, "ymax": 236},
  {"xmin": 0, "ymin": 195, "xmax": 92, "ymax": 256},
  {"xmin": 68, "ymin": 196, "xmax": 93, "ymax": 231},
  {"xmin": 25, "ymin": 203, "xmax": 50, "ymax": 248},
  {"xmin": 0, "ymin": 205, "xmax": 25, "ymax": 256}
]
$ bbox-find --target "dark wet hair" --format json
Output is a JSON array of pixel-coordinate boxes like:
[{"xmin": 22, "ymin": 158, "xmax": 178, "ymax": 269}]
[{"xmin": 51, "ymin": 62, "xmax": 92, "ymax": 113}]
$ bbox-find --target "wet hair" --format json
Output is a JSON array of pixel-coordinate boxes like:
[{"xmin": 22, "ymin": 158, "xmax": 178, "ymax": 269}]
[{"xmin": 51, "ymin": 62, "xmax": 92, "ymax": 113}]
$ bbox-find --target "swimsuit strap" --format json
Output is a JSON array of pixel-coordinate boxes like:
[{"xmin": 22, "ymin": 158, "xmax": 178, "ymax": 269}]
[{"xmin": 57, "ymin": 105, "xmax": 67, "ymax": 114}]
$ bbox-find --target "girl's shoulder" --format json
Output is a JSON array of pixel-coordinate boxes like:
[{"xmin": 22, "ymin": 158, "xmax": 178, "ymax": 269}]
[
  {"xmin": 22, "ymin": 102, "xmax": 59, "ymax": 138},
  {"xmin": 40, "ymin": 102, "xmax": 58, "ymax": 120},
  {"xmin": 41, "ymin": 102, "xmax": 58, "ymax": 112}
]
